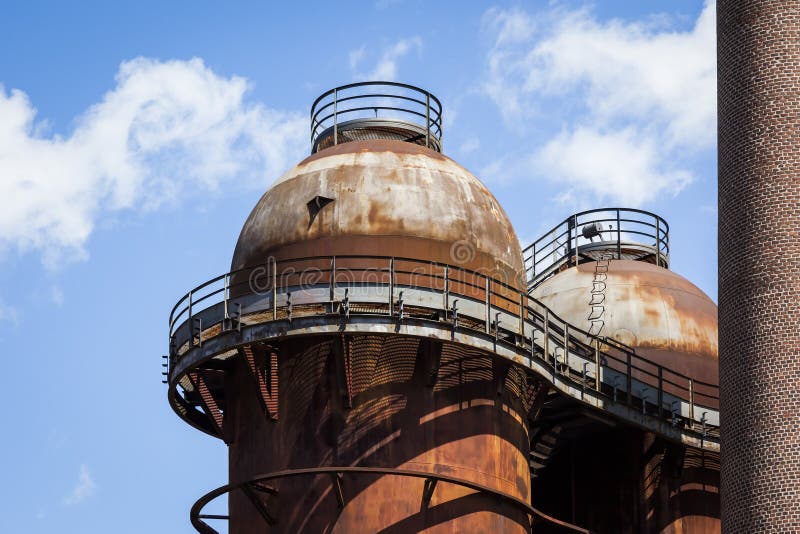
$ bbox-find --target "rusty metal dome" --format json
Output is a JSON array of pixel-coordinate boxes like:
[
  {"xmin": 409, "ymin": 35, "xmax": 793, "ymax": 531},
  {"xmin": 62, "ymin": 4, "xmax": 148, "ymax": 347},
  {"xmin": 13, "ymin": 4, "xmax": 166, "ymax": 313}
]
[
  {"xmin": 531, "ymin": 259, "xmax": 718, "ymax": 385},
  {"xmin": 232, "ymin": 139, "xmax": 526, "ymax": 289}
]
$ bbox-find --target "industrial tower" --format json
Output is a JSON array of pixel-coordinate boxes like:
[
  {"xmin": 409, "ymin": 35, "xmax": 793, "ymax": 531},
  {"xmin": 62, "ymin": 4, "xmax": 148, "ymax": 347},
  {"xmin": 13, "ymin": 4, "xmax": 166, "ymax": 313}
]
[
  {"xmin": 718, "ymin": 2, "xmax": 800, "ymax": 531},
  {"xmin": 164, "ymin": 82, "xmax": 720, "ymax": 533}
]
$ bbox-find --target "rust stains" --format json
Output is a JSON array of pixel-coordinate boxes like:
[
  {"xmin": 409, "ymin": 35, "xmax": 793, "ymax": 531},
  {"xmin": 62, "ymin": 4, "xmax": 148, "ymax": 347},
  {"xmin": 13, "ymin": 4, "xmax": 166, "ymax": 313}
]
[
  {"xmin": 297, "ymin": 138, "xmax": 449, "ymax": 168},
  {"xmin": 532, "ymin": 260, "xmax": 719, "ymax": 385},
  {"xmin": 231, "ymin": 139, "xmax": 526, "ymax": 289}
]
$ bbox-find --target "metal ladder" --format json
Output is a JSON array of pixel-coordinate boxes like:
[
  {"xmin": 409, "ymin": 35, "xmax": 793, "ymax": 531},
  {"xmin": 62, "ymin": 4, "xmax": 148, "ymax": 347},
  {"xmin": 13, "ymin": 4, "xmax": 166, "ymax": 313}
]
[{"xmin": 588, "ymin": 254, "xmax": 612, "ymax": 336}]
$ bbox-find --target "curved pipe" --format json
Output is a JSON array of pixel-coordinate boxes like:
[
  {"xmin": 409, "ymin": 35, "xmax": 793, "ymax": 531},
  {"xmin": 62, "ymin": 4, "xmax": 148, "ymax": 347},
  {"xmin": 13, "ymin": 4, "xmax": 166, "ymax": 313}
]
[{"xmin": 190, "ymin": 466, "xmax": 591, "ymax": 534}]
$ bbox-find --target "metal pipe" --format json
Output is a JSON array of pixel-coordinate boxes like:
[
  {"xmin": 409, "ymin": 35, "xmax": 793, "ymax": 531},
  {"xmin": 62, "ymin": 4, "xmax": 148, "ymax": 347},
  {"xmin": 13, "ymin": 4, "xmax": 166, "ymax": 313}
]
[
  {"xmin": 689, "ymin": 378, "xmax": 695, "ymax": 423},
  {"xmin": 616, "ymin": 209, "xmax": 622, "ymax": 259}
]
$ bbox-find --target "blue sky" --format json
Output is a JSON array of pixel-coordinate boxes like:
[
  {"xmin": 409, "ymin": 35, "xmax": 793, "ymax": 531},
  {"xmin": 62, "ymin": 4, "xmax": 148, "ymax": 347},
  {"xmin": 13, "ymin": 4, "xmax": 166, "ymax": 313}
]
[{"xmin": 0, "ymin": 1, "xmax": 715, "ymax": 532}]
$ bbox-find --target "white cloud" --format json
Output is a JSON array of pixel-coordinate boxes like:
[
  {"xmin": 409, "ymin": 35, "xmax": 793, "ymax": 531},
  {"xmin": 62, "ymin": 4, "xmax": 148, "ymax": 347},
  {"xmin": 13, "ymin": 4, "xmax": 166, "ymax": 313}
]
[
  {"xmin": 63, "ymin": 464, "xmax": 96, "ymax": 506},
  {"xmin": 459, "ymin": 137, "xmax": 481, "ymax": 155},
  {"xmin": 51, "ymin": 285, "xmax": 64, "ymax": 307},
  {"xmin": 350, "ymin": 37, "xmax": 422, "ymax": 81},
  {"xmin": 0, "ymin": 57, "xmax": 306, "ymax": 267},
  {"xmin": 0, "ymin": 299, "xmax": 19, "ymax": 325},
  {"xmin": 536, "ymin": 126, "xmax": 692, "ymax": 205},
  {"xmin": 349, "ymin": 46, "xmax": 366, "ymax": 71},
  {"xmin": 482, "ymin": 2, "xmax": 716, "ymax": 205}
]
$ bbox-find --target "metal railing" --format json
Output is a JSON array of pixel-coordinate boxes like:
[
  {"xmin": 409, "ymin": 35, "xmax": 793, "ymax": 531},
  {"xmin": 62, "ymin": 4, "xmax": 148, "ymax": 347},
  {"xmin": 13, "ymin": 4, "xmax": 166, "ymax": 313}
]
[
  {"xmin": 190, "ymin": 466, "xmax": 591, "ymax": 534},
  {"xmin": 523, "ymin": 208, "xmax": 670, "ymax": 290},
  {"xmin": 310, "ymin": 81, "xmax": 443, "ymax": 153},
  {"xmin": 166, "ymin": 254, "xmax": 718, "ymax": 448}
]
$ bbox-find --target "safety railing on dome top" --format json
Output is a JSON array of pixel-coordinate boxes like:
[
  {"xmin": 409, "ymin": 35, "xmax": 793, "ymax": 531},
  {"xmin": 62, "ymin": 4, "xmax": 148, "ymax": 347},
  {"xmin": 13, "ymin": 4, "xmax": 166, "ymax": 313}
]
[
  {"xmin": 310, "ymin": 81, "xmax": 443, "ymax": 153},
  {"xmin": 166, "ymin": 253, "xmax": 718, "ymax": 448},
  {"xmin": 524, "ymin": 208, "xmax": 670, "ymax": 290}
]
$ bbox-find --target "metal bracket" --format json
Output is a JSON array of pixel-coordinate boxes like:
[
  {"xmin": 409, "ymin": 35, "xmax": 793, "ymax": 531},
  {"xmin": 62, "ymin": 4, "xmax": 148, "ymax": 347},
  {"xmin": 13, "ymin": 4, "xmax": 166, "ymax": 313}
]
[
  {"xmin": 162, "ymin": 355, "xmax": 169, "ymax": 384},
  {"xmin": 640, "ymin": 387, "xmax": 649, "ymax": 415},
  {"xmin": 192, "ymin": 317, "xmax": 203, "ymax": 347},
  {"xmin": 223, "ymin": 302, "xmax": 241, "ymax": 332},
  {"xmin": 242, "ymin": 345, "xmax": 279, "ymax": 421},
  {"xmin": 330, "ymin": 472, "xmax": 345, "ymax": 508},
  {"xmin": 396, "ymin": 291, "xmax": 404, "ymax": 321},
  {"xmin": 187, "ymin": 370, "xmax": 225, "ymax": 439},
  {"xmin": 496, "ymin": 360, "xmax": 512, "ymax": 397},
  {"xmin": 492, "ymin": 312, "xmax": 502, "ymax": 344},
  {"xmin": 421, "ymin": 478, "xmax": 437, "ymax": 509},
  {"xmin": 338, "ymin": 288, "xmax": 350, "ymax": 319},
  {"xmin": 241, "ymin": 482, "xmax": 277, "ymax": 526}
]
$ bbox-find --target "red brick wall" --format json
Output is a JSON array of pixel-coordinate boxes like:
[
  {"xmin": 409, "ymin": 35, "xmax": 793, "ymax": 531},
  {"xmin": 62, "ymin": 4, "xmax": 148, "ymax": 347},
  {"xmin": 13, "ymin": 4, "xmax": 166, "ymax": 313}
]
[{"xmin": 718, "ymin": 2, "xmax": 800, "ymax": 531}]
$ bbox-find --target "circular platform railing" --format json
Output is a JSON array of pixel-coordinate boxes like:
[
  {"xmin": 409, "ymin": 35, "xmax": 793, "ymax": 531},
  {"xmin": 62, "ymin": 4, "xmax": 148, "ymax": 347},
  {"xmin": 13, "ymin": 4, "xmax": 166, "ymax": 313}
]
[
  {"xmin": 164, "ymin": 254, "xmax": 719, "ymax": 451},
  {"xmin": 190, "ymin": 466, "xmax": 591, "ymax": 534},
  {"xmin": 310, "ymin": 81, "xmax": 443, "ymax": 153},
  {"xmin": 523, "ymin": 208, "xmax": 669, "ymax": 290}
]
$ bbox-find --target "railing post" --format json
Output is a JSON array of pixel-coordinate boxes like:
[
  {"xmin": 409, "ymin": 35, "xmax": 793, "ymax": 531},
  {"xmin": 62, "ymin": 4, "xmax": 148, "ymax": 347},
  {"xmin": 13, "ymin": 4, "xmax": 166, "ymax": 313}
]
[
  {"xmin": 389, "ymin": 258, "xmax": 395, "ymax": 316},
  {"xmin": 655, "ymin": 216, "xmax": 661, "ymax": 267},
  {"xmin": 626, "ymin": 351, "xmax": 632, "ymax": 405},
  {"xmin": 443, "ymin": 265, "xmax": 449, "ymax": 319},
  {"xmin": 333, "ymin": 88, "xmax": 338, "ymax": 146},
  {"xmin": 439, "ymin": 109, "xmax": 443, "ymax": 152},
  {"xmin": 543, "ymin": 309, "xmax": 550, "ymax": 364},
  {"xmin": 689, "ymin": 378, "xmax": 695, "ymax": 423},
  {"xmin": 574, "ymin": 214, "xmax": 579, "ymax": 266},
  {"xmin": 223, "ymin": 274, "xmax": 230, "ymax": 319},
  {"xmin": 616, "ymin": 209, "xmax": 622, "ymax": 260},
  {"xmin": 425, "ymin": 92, "xmax": 430, "ymax": 149},
  {"xmin": 272, "ymin": 257, "xmax": 277, "ymax": 319},
  {"xmin": 519, "ymin": 293, "xmax": 525, "ymax": 340},
  {"xmin": 485, "ymin": 277, "xmax": 491, "ymax": 334},
  {"xmin": 330, "ymin": 256, "xmax": 336, "ymax": 300},
  {"xmin": 563, "ymin": 324, "xmax": 569, "ymax": 373},
  {"xmin": 188, "ymin": 291, "xmax": 193, "ymax": 342},
  {"xmin": 658, "ymin": 367, "xmax": 664, "ymax": 419},
  {"xmin": 330, "ymin": 256, "xmax": 336, "ymax": 313},
  {"xmin": 594, "ymin": 338, "xmax": 601, "ymax": 391},
  {"xmin": 567, "ymin": 218, "xmax": 573, "ymax": 264}
]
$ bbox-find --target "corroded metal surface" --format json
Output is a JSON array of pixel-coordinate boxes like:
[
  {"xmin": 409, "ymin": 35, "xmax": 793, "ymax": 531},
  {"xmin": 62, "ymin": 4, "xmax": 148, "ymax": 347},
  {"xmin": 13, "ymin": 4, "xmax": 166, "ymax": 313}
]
[
  {"xmin": 226, "ymin": 336, "xmax": 544, "ymax": 533},
  {"xmin": 531, "ymin": 260, "xmax": 718, "ymax": 386},
  {"xmin": 231, "ymin": 140, "xmax": 525, "ymax": 290},
  {"xmin": 531, "ymin": 427, "xmax": 719, "ymax": 533}
]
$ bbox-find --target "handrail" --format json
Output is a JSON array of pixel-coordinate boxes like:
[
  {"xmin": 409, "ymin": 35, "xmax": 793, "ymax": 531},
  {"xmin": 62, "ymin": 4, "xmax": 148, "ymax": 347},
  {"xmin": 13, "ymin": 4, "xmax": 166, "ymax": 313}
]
[
  {"xmin": 523, "ymin": 208, "xmax": 670, "ymax": 290},
  {"xmin": 166, "ymin": 253, "xmax": 719, "ymax": 445},
  {"xmin": 310, "ymin": 81, "xmax": 442, "ymax": 153},
  {"xmin": 190, "ymin": 466, "xmax": 591, "ymax": 534}
]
